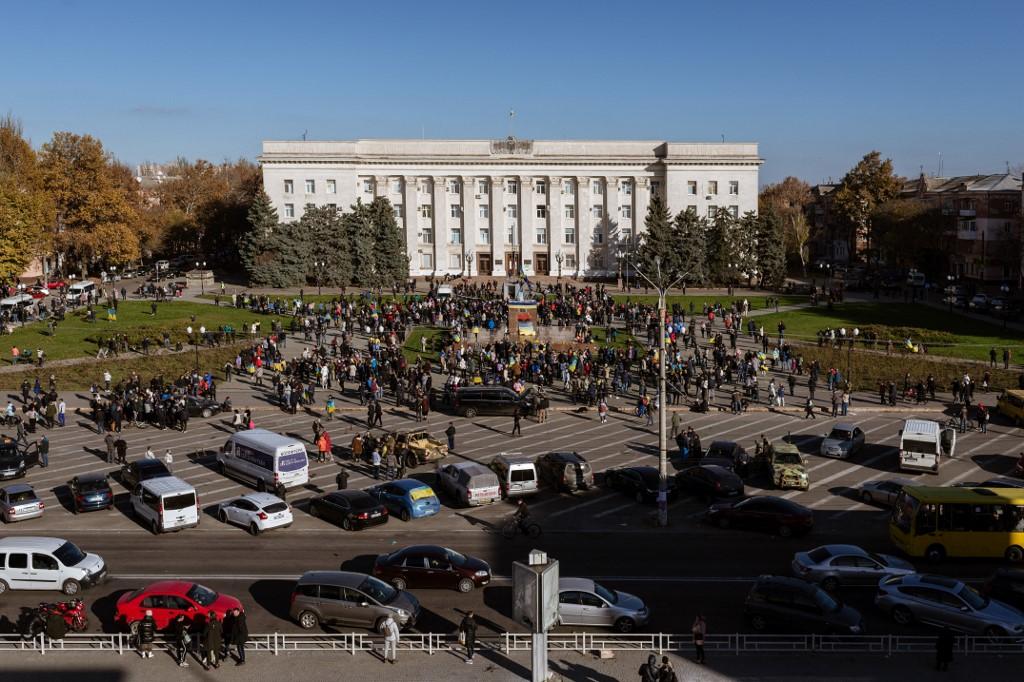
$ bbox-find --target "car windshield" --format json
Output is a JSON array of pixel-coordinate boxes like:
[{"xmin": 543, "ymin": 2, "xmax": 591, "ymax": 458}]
[
  {"xmin": 186, "ymin": 583, "xmax": 218, "ymax": 606},
  {"xmin": 814, "ymin": 588, "xmax": 841, "ymax": 613},
  {"xmin": 959, "ymin": 585, "xmax": 987, "ymax": 610},
  {"xmin": 446, "ymin": 549, "xmax": 467, "ymax": 565},
  {"xmin": 868, "ymin": 552, "xmax": 887, "ymax": 567},
  {"xmin": 349, "ymin": 495, "xmax": 377, "ymax": 510},
  {"xmin": 78, "ymin": 478, "xmax": 108, "ymax": 493},
  {"xmin": 359, "ymin": 576, "xmax": 398, "ymax": 603},
  {"xmin": 9, "ymin": 490, "xmax": 35, "ymax": 503},
  {"xmin": 593, "ymin": 582, "xmax": 617, "ymax": 604},
  {"xmin": 828, "ymin": 429, "xmax": 853, "ymax": 441},
  {"xmin": 53, "ymin": 541, "xmax": 87, "ymax": 566}
]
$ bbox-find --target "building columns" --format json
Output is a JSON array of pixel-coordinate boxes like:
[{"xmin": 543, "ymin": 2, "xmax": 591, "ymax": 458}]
[
  {"xmin": 576, "ymin": 177, "xmax": 592, "ymax": 277},
  {"xmin": 491, "ymin": 176, "xmax": 506, "ymax": 277},
  {"xmin": 403, "ymin": 176, "xmax": 419, "ymax": 276}
]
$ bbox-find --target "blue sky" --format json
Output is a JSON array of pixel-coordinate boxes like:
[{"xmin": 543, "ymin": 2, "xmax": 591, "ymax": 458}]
[{"xmin": 2, "ymin": 0, "xmax": 1022, "ymax": 185}]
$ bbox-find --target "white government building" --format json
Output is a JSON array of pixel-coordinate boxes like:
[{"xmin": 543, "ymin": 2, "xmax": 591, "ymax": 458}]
[{"xmin": 259, "ymin": 138, "xmax": 763, "ymax": 278}]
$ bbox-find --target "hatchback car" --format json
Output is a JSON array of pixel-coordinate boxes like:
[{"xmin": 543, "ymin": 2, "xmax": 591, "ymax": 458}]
[
  {"xmin": 68, "ymin": 473, "xmax": 114, "ymax": 513},
  {"xmin": 185, "ymin": 395, "xmax": 221, "ymax": 419},
  {"xmin": 603, "ymin": 466, "xmax": 677, "ymax": 504},
  {"xmin": 876, "ymin": 573, "xmax": 1024, "ymax": 637},
  {"xmin": 982, "ymin": 568, "xmax": 1024, "ymax": 612},
  {"xmin": 557, "ymin": 577, "xmax": 649, "ymax": 633},
  {"xmin": 536, "ymin": 451, "xmax": 594, "ymax": 493},
  {"xmin": 115, "ymin": 581, "xmax": 242, "ymax": 634},
  {"xmin": 373, "ymin": 545, "xmax": 491, "ymax": 592},
  {"xmin": 0, "ymin": 484, "xmax": 44, "ymax": 523},
  {"xmin": 744, "ymin": 575, "xmax": 863, "ymax": 634},
  {"xmin": 859, "ymin": 479, "xmax": 913, "ymax": 507},
  {"xmin": 120, "ymin": 459, "xmax": 172, "ymax": 490},
  {"xmin": 704, "ymin": 496, "xmax": 813, "ymax": 537},
  {"xmin": 216, "ymin": 492, "xmax": 292, "ymax": 535},
  {"xmin": 792, "ymin": 545, "xmax": 915, "ymax": 591},
  {"xmin": 308, "ymin": 490, "xmax": 388, "ymax": 530},
  {"xmin": 703, "ymin": 441, "xmax": 752, "ymax": 476},
  {"xmin": 819, "ymin": 424, "xmax": 866, "ymax": 459},
  {"xmin": 290, "ymin": 571, "xmax": 420, "ymax": 632},
  {"xmin": 365, "ymin": 479, "xmax": 440, "ymax": 521},
  {"xmin": 675, "ymin": 464, "xmax": 744, "ymax": 499}
]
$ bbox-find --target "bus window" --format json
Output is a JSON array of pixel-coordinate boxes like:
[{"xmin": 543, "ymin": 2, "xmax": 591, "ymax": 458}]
[
  {"xmin": 938, "ymin": 503, "xmax": 971, "ymax": 532},
  {"xmin": 916, "ymin": 504, "xmax": 937, "ymax": 535},
  {"xmin": 893, "ymin": 493, "xmax": 916, "ymax": 533}
]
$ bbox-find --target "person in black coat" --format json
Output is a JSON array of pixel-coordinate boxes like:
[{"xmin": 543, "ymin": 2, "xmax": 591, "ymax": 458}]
[
  {"xmin": 137, "ymin": 610, "xmax": 156, "ymax": 659},
  {"xmin": 172, "ymin": 613, "xmax": 191, "ymax": 667},
  {"xmin": 936, "ymin": 627, "xmax": 954, "ymax": 671},
  {"xmin": 458, "ymin": 611, "xmax": 477, "ymax": 664},
  {"xmin": 223, "ymin": 608, "xmax": 248, "ymax": 665}
]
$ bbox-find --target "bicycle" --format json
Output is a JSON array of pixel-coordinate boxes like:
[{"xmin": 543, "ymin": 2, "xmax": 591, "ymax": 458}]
[{"xmin": 501, "ymin": 516, "xmax": 542, "ymax": 539}]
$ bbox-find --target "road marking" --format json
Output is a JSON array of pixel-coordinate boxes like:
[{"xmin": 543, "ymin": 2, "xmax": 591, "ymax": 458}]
[{"xmin": 593, "ymin": 501, "xmax": 643, "ymax": 519}]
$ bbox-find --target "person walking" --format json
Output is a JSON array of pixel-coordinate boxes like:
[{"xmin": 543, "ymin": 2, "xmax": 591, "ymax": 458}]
[
  {"xmin": 692, "ymin": 613, "xmax": 707, "ymax": 664},
  {"xmin": 104, "ymin": 431, "xmax": 116, "ymax": 464},
  {"xmin": 335, "ymin": 466, "xmax": 349, "ymax": 490},
  {"xmin": 830, "ymin": 390, "xmax": 839, "ymax": 417},
  {"xmin": 57, "ymin": 398, "xmax": 66, "ymax": 427},
  {"xmin": 172, "ymin": 613, "xmax": 191, "ymax": 667},
  {"xmin": 224, "ymin": 607, "xmax": 248, "ymax": 665},
  {"xmin": 202, "ymin": 610, "xmax": 224, "ymax": 669},
  {"xmin": 935, "ymin": 626, "xmax": 954, "ymax": 671},
  {"xmin": 804, "ymin": 397, "xmax": 816, "ymax": 419},
  {"xmin": 458, "ymin": 610, "xmax": 477, "ymax": 664},
  {"xmin": 598, "ymin": 398, "xmax": 609, "ymax": 424},
  {"xmin": 136, "ymin": 610, "xmax": 156, "ymax": 659},
  {"xmin": 511, "ymin": 407, "xmax": 522, "ymax": 436},
  {"xmin": 638, "ymin": 653, "xmax": 659, "ymax": 682},
  {"xmin": 371, "ymin": 447, "xmax": 382, "ymax": 479},
  {"xmin": 38, "ymin": 435, "xmax": 49, "ymax": 468},
  {"xmin": 382, "ymin": 613, "xmax": 400, "ymax": 664},
  {"xmin": 445, "ymin": 422, "xmax": 456, "ymax": 451},
  {"xmin": 658, "ymin": 655, "xmax": 678, "ymax": 682}
]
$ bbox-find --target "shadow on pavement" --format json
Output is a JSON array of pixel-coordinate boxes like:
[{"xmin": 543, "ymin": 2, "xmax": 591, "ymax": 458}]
[
  {"xmin": 92, "ymin": 589, "xmax": 132, "ymax": 632},
  {"xmin": 248, "ymin": 579, "xmax": 294, "ymax": 623}
]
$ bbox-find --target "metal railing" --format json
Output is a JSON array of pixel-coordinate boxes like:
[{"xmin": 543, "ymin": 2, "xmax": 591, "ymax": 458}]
[{"xmin": 3, "ymin": 632, "xmax": 1022, "ymax": 656}]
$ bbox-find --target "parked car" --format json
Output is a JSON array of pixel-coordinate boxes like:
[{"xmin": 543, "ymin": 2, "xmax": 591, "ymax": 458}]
[
  {"xmin": 792, "ymin": 544, "xmax": 915, "ymax": 591},
  {"xmin": 365, "ymin": 479, "xmax": 441, "ymax": 521},
  {"xmin": 603, "ymin": 466, "xmax": 677, "ymax": 504},
  {"xmin": 0, "ymin": 436, "xmax": 38, "ymax": 480},
  {"xmin": 185, "ymin": 395, "xmax": 221, "ymax": 419},
  {"xmin": 68, "ymin": 472, "xmax": 114, "ymax": 513},
  {"xmin": 308, "ymin": 490, "xmax": 388, "ymax": 531},
  {"xmin": 969, "ymin": 294, "xmax": 990, "ymax": 311},
  {"xmin": 557, "ymin": 577, "xmax": 649, "ymax": 633},
  {"xmin": 372, "ymin": 544, "xmax": 491, "ymax": 592},
  {"xmin": 290, "ymin": 571, "xmax": 420, "ymax": 632},
  {"xmin": 819, "ymin": 424, "xmax": 867, "ymax": 459},
  {"xmin": 0, "ymin": 483, "xmax": 44, "ymax": 523},
  {"xmin": 704, "ymin": 496, "xmax": 813, "ymax": 537},
  {"xmin": 434, "ymin": 462, "xmax": 501, "ymax": 507},
  {"xmin": 703, "ymin": 441, "xmax": 752, "ymax": 476},
  {"xmin": 674, "ymin": 464, "xmax": 744, "ymax": 499},
  {"xmin": 768, "ymin": 442, "xmax": 809, "ymax": 490},
  {"xmin": 876, "ymin": 573, "xmax": 1024, "ymax": 637},
  {"xmin": 448, "ymin": 385, "xmax": 538, "ymax": 418},
  {"xmin": 744, "ymin": 575, "xmax": 863, "ymax": 634},
  {"xmin": 0, "ymin": 537, "xmax": 106, "ymax": 595},
  {"xmin": 216, "ymin": 492, "xmax": 293, "ymax": 535},
  {"xmin": 535, "ymin": 451, "xmax": 594, "ymax": 493},
  {"xmin": 982, "ymin": 568, "xmax": 1024, "ymax": 612},
  {"xmin": 859, "ymin": 479, "xmax": 914, "ymax": 507},
  {"xmin": 119, "ymin": 458, "xmax": 172, "ymax": 490},
  {"xmin": 115, "ymin": 581, "xmax": 242, "ymax": 634}
]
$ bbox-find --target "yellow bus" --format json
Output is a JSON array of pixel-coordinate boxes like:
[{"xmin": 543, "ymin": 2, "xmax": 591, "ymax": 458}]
[
  {"xmin": 890, "ymin": 486, "xmax": 1024, "ymax": 563},
  {"xmin": 996, "ymin": 389, "xmax": 1024, "ymax": 427}
]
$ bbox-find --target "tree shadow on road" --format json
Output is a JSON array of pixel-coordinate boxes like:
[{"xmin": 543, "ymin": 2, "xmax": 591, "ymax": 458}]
[{"xmin": 549, "ymin": 658, "xmax": 621, "ymax": 682}]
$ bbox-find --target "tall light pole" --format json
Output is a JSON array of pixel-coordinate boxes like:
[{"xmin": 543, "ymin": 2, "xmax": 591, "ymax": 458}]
[
  {"xmin": 313, "ymin": 260, "xmax": 325, "ymax": 296},
  {"xmin": 195, "ymin": 261, "xmax": 207, "ymax": 296},
  {"xmin": 465, "ymin": 250, "xmax": 474, "ymax": 278},
  {"xmin": 555, "ymin": 252, "xmax": 563, "ymax": 281},
  {"xmin": 631, "ymin": 256, "xmax": 687, "ymax": 527},
  {"xmin": 186, "ymin": 325, "xmax": 204, "ymax": 371}
]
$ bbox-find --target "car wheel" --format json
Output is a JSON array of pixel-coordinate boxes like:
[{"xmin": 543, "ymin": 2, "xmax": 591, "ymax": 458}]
[
  {"xmin": 249, "ymin": 522, "xmax": 260, "ymax": 536},
  {"xmin": 342, "ymin": 518, "xmax": 352, "ymax": 531},
  {"xmin": 150, "ymin": 519, "xmax": 160, "ymax": 535},
  {"xmin": 821, "ymin": 576, "xmax": 839, "ymax": 592},
  {"xmin": 1006, "ymin": 546, "xmax": 1024, "ymax": 563},
  {"xmin": 635, "ymin": 491, "xmax": 644, "ymax": 504},
  {"xmin": 464, "ymin": 408, "xmax": 478, "ymax": 419},
  {"xmin": 778, "ymin": 525, "xmax": 793, "ymax": 538},
  {"xmin": 749, "ymin": 614, "xmax": 767, "ymax": 632},
  {"xmin": 129, "ymin": 620, "xmax": 141, "ymax": 636},
  {"xmin": 218, "ymin": 509, "xmax": 228, "ymax": 523},
  {"xmin": 308, "ymin": 503, "xmax": 319, "ymax": 518},
  {"xmin": 392, "ymin": 577, "xmax": 407, "ymax": 591},
  {"xmin": 400, "ymin": 508, "xmax": 412, "ymax": 522},
  {"xmin": 861, "ymin": 491, "xmax": 873, "ymax": 504},
  {"xmin": 0, "ymin": 579, "xmax": 8, "ymax": 595},
  {"xmin": 457, "ymin": 578, "xmax": 475, "ymax": 593},
  {"xmin": 925, "ymin": 544, "xmax": 946, "ymax": 563},
  {"xmin": 297, "ymin": 611, "xmax": 319, "ymax": 629},
  {"xmin": 891, "ymin": 606, "xmax": 913, "ymax": 626},
  {"xmin": 201, "ymin": 408, "xmax": 213, "ymax": 419},
  {"xmin": 613, "ymin": 617, "xmax": 636, "ymax": 633}
]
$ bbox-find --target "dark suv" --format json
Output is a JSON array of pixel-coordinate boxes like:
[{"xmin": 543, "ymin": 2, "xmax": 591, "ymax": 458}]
[
  {"xmin": 743, "ymin": 575, "xmax": 863, "ymax": 634},
  {"xmin": 120, "ymin": 459, "xmax": 172, "ymax": 490},
  {"xmin": 0, "ymin": 436, "xmax": 37, "ymax": 480},
  {"xmin": 536, "ymin": 451, "xmax": 594, "ymax": 492},
  {"xmin": 451, "ymin": 386, "xmax": 537, "ymax": 418}
]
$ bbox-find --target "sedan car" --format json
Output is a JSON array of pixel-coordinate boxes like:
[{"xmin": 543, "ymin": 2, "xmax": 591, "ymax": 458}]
[
  {"xmin": 0, "ymin": 436, "xmax": 37, "ymax": 480},
  {"xmin": 792, "ymin": 544, "xmax": 915, "ymax": 591},
  {"xmin": 876, "ymin": 573, "xmax": 1024, "ymax": 637},
  {"xmin": 704, "ymin": 496, "xmax": 813, "ymax": 537},
  {"xmin": 373, "ymin": 544, "xmax": 491, "ymax": 592},
  {"xmin": 557, "ymin": 577, "xmax": 649, "ymax": 633},
  {"xmin": 603, "ymin": 466, "xmax": 677, "ymax": 504},
  {"xmin": 744, "ymin": 575, "xmax": 863, "ymax": 634},
  {"xmin": 68, "ymin": 472, "xmax": 114, "ymax": 513},
  {"xmin": 859, "ymin": 478, "xmax": 914, "ymax": 507},
  {"xmin": 115, "ymin": 581, "xmax": 243, "ymax": 634},
  {"xmin": 536, "ymin": 451, "xmax": 594, "ymax": 492},
  {"xmin": 969, "ymin": 294, "xmax": 990, "ymax": 311},
  {"xmin": 0, "ymin": 483, "xmax": 44, "ymax": 523},
  {"xmin": 308, "ymin": 490, "xmax": 388, "ymax": 531},
  {"xmin": 120, "ymin": 459, "xmax": 172, "ymax": 490},
  {"xmin": 216, "ymin": 492, "xmax": 292, "ymax": 535},
  {"xmin": 703, "ymin": 440, "xmax": 752, "ymax": 476},
  {"xmin": 185, "ymin": 395, "xmax": 221, "ymax": 419},
  {"xmin": 675, "ymin": 464, "xmax": 744, "ymax": 499},
  {"xmin": 819, "ymin": 424, "xmax": 866, "ymax": 459},
  {"xmin": 365, "ymin": 479, "xmax": 440, "ymax": 521}
]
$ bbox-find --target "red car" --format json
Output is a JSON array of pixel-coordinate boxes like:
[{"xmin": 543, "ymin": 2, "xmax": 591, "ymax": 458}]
[{"xmin": 115, "ymin": 581, "xmax": 242, "ymax": 633}]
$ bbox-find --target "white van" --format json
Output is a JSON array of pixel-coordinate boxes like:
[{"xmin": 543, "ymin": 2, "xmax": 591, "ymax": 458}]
[
  {"xmin": 489, "ymin": 453, "xmax": 539, "ymax": 498},
  {"xmin": 0, "ymin": 293, "xmax": 34, "ymax": 313},
  {"xmin": 218, "ymin": 429, "xmax": 309, "ymax": 492},
  {"xmin": 130, "ymin": 476, "xmax": 199, "ymax": 534},
  {"xmin": 898, "ymin": 419, "xmax": 955, "ymax": 474},
  {"xmin": 436, "ymin": 285, "xmax": 453, "ymax": 300},
  {"xmin": 67, "ymin": 280, "xmax": 97, "ymax": 304},
  {"xmin": 0, "ymin": 537, "xmax": 107, "ymax": 596}
]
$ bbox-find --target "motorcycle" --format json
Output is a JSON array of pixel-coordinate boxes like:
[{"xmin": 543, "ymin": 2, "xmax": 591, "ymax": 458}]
[{"xmin": 24, "ymin": 599, "xmax": 89, "ymax": 636}]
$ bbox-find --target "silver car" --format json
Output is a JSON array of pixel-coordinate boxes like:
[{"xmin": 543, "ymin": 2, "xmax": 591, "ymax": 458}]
[
  {"xmin": 0, "ymin": 483, "xmax": 44, "ymax": 523},
  {"xmin": 876, "ymin": 574, "xmax": 1024, "ymax": 638},
  {"xmin": 792, "ymin": 544, "xmax": 914, "ymax": 591},
  {"xmin": 819, "ymin": 424, "xmax": 866, "ymax": 459},
  {"xmin": 557, "ymin": 577, "xmax": 649, "ymax": 632},
  {"xmin": 859, "ymin": 479, "xmax": 914, "ymax": 507}
]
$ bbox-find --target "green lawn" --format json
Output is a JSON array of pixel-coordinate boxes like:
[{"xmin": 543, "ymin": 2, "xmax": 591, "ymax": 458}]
[
  {"xmin": 755, "ymin": 302, "xmax": 1022, "ymax": 363},
  {"xmin": 609, "ymin": 293, "xmax": 808, "ymax": 311},
  {"xmin": 3, "ymin": 301, "xmax": 266, "ymax": 364}
]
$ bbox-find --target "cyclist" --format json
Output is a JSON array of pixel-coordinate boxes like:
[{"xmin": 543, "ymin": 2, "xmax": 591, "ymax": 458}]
[{"xmin": 513, "ymin": 499, "xmax": 531, "ymax": 533}]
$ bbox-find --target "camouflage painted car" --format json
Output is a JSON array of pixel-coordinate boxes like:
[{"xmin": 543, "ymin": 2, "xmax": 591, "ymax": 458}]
[
  {"xmin": 383, "ymin": 430, "xmax": 449, "ymax": 468},
  {"xmin": 769, "ymin": 442, "xmax": 809, "ymax": 491}
]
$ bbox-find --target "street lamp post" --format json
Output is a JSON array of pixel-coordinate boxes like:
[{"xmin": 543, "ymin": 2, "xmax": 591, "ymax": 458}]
[
  {"xmin": 555, "ymin": 253, "xmax": 563, "ymax": 281},
  {"xmin": 947, "ymin": 274, "xmax": 956, "ymax": 313},
  {"xmin": 465, "ymin": 251, "xmax": 474, "ymax": 278},
  {"xmin": 313, "ymin": 260, "xmax": 325, "ymax": 297},
  {"xmin": 1001, "ymin": 283, "xmax": 1010, "ymax": 329},
  {"xmin": 186, "ymin": 325, "xmax": 204, "ymax": 371},
  {"xmin": 195, "ymin": 261, "xmax": 207, "ymax": 296}
]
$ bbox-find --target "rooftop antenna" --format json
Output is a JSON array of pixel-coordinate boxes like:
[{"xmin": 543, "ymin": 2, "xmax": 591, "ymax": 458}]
[
  {"xmin": 302, "ymin": 129, "xmax": 307, "ymax": 141},
  {"xmin": 721, "ymin": 134, "xmax": 725, "ymax": 143},
  {"xmin": 937, "ymin": 152, "xmax": 943, "ymax": 177},
  {"xmin": 508, "ymin": 109, "xmax": 515, "ymax": 138},
  {"xmin": 1007, "ymin": 161, "xmax": 1011, "ymax": 174}
]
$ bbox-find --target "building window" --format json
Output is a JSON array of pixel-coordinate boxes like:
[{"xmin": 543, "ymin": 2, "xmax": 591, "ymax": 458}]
[
  {"xmin": 620, "ymin": 205, "xmax": 632, "ymax": 219},
  {"xmin": 729, "ymin": 205, "xmax": 739, "ymax": 218},
  {"xmin": 707, "ymin": 205, "xmax": 717, "ymax": 218},
  {"xmin": 304, "ymin": 203, "xmax": 315, "ymax": 212},
  {"xmin": 506, "ymin": 228, "xmax": 517, "ymax": 244},
  {"xmin": 284, "ymin": 203, "xmax": 295, "ymax": 218},
  {"xmin": 960, "ymin": 219, "xmax": 977, "ymax": 232},
  {"xmin": 448, "ymin": 179, "xmax": 461, "ymax": 194},
  {"xmin": 419, "ymin": 181, "xmax": 430, "ymax": 193},
  {"xmin": 362, "ymin": 179, "xmax": 373, "ymax": 193},
  {"xmin": 283, "ymin": 179, "xmax": 294, "ymax": 194},
  {"xmin": 564, "ymin": 205, "xmax": 575, "ymax": 219},
  {"xmin": 621, "ymin": 180, "xmax": 632, "ymax": 195},
  {"xmin": 687, "ymin": 181, "xmax": 697, "ymax": 195},
  {"xmin": 564, "ymin": 226, "xmax": 576, "ymax": 244},
  {"xmin": 450, "ymin": 205, "xmax": 462, "ymax": 219},
  {"xmin": 392, "ymin": 179, "xmax": 402, "ymax": 193},
  {"xmin": 507, "ymin": 205, "xmax": 518, "ymax": 219},
  {"xmin": 419, "ymin": 205, "xmax": 432, "ymax": 219},
  {"xmin": 592, "ymin": 180, "xmax": 603, "ymax": 194},
  {"xmin": 450, "ymin": 228, "xmax": 463, "ymax": 244},
  {"xmin": 479, "ymin": 205, "xmax": 489, "ymax": 219},
  {"xmin": 651, "ymin": 180, "xmax": 661, "ymax": 195},
  {"xmin": 563, "ymin": 180, "xmax": 574, "ymax": 195},
  {"xmin": 421, "ymin": 228, "xmax": 434, "ymax": 244},
  {"xmin": 708, "ymin": 181, "xmax": 718, "ymax": 196},
  {"xmin": 479, "ymin": 227, "xmax": 491, "ymax": 244},
  {"xmin": 305, "ymin": 179, "xmax": 316, "ymax": 194},
  {"xmin": 565, "ymin": 254, "xmax": 577, "ymax": 269},
  {"xmin": 536, "ymin": 227, "xmax": 547, "ymax": 244},
  {"xmin": 449, "ymin": 254, "xmax": 462, "ymax": 269},
  {"xmin": 593, "ymin": 205, "xmax": 604, "ymax": 218},
  {"xmin": 326, "ymin": 203, "xmax": 337, "ymax": 212},
  {"xmin": 477, "ymin": 179, "xmax": 488, "ymax": 194},
  {"xmin": 393, "ymin": 205, "xmax": 403, "ymax": 218},
  {"xmin": 420, "ymin": 253, "xmax": 433, "ymax": 269},
  {"xmin": 728, "ymin": 180, "xmax": 739, "ymax": 195},
  {"xmin": 536, "ymin": 180, "xmax": 546, "ymax": 195},
  {"xmin": 536, "ymin": 205, "xmax": 547, "ymax": 219},
  {"xmin": 325, "ymin": 179, "xmax": 336, "ymax": 194},
  {"xmin": 594, "ymin": 229, "xmax": 603, "ymax": 244},
  {"xmin": 507, "ymin": 179, "xmax": 518, "ymax": 194}
]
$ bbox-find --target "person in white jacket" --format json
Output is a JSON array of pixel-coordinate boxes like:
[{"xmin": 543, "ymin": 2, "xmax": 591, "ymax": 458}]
[{"xmin": 382, "ymin": 614, "xmax": 400, "ymax": 664}]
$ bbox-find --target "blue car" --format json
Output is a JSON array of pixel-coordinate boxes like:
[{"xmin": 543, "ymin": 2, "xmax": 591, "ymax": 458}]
[
  {"xmin": 367, "ymin": 479, "xmax": 441, "ymax": 521},
  {"xmin": 68, "ymin": 472, "xmax": 114, "ymax": 513}
]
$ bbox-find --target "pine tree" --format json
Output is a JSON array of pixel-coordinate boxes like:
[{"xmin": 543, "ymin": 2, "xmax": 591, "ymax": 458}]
[
  {"xmin": 300, "ymin": 205, "xmax": 351, "ymax": 286},
  {"xmin": 673, "ymin": 208, "xmax": 707, "ymax": 286},
  {"xmin": 755, "ymin": 210, "xmax": 787, "ymax": 289},
  {"xmin": 735, "ymin": 211, "xmax": 760, "ymax": 283},
  {"xmin": 240, "ymin": 189, "xmax": 284, "ymax": 286},
  {"xmin": 635, "ymin": 193, "xmax": 679, "ymax": 286},
  {"xmin": 343, "ymin": 200, "xmax": 377, "ymax": 286},
  {"xmin": 704, "ymin": 208, "xmax": 736, "ymax": 285},
  {"xmin": 369, "ymin": 197, "xmax": 408, "ymax": 287}
]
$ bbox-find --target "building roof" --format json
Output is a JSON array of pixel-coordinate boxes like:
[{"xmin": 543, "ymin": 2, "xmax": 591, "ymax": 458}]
[{"xmin": 902, "ymin": 173, "xmax": 1022, "ymax": 195}]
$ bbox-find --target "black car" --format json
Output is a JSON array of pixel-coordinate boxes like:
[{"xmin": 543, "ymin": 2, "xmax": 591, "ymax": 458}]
[
  {"xmin": 704, "ymin": 496, "xmax": 814, "ymax": 537},
  {"xmin": 536, "ymin": 451, "xmax": 594, "ymax": 492},
  {"xmin": 372, "ymin": 544, "xmax": 491, "ymax": 592},
  {"xmin": 982, "ymin": 568, "xmax": 1024, "ymax": 611},
  {"xmin": 702, "ymin": 441, "xmax": 752, "ymax": 476},
  {"xmin": 120, "ymin": 459, "xmax": 172, "ymax": 490},
  {"xmin": 603, "ymin": 466, "xmax": 677, "ymax": 504},
  {"xmin": 309, "ymin": 490, "xmax": 389, "ymax": 531},
  {"xmin": 675, "ymin": 465, "xmax": 744, "ymax": 499},
  {"xmin": 68, "ymin": 472, "xmax": 114, "ymax": 513},
  {"xmin": 448, "ymin": 386, "xmax": 537, "ymax": 418},
  {"xmin": 744, "ymin": 575, "xmax": 864, "ymax": 634},
  {"xmin": 0, "ymin": 436, "xmax": 38, "ymax": 480},
  {"xmin": 185, "ymin": 396, "xmax": 221, "ymax": 419}
]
